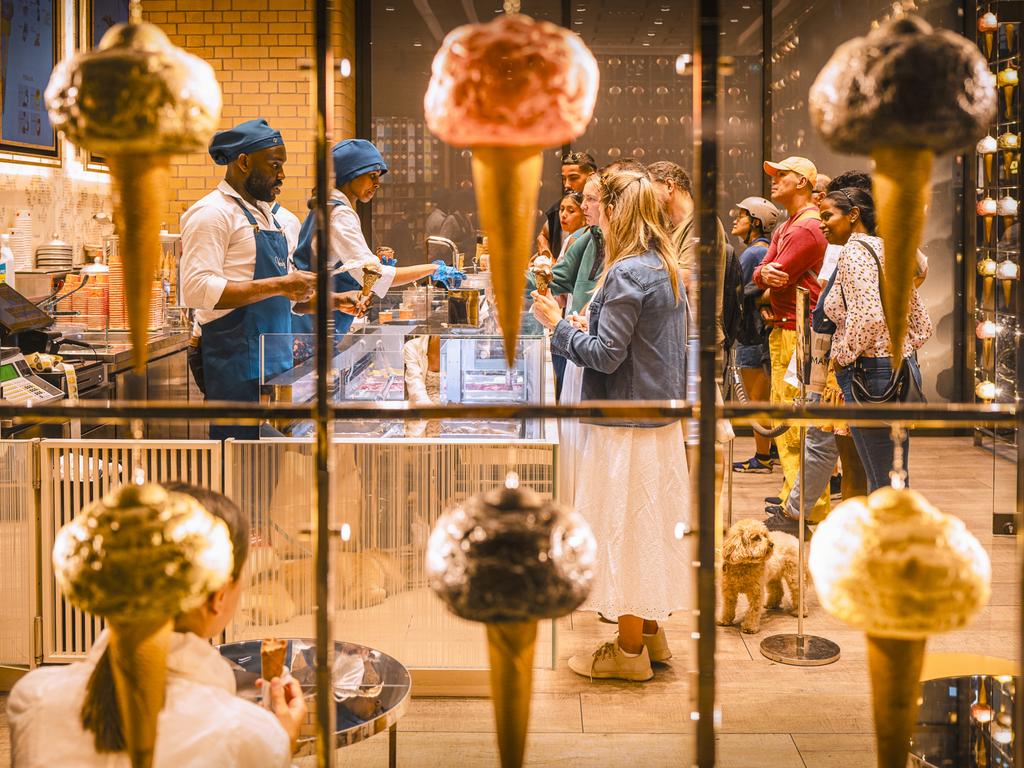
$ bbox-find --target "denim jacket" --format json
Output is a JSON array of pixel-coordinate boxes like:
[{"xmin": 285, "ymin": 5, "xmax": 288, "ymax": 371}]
[{"xmin": 551, "ymin": 249, "xmax": 688, "ymax": 427}]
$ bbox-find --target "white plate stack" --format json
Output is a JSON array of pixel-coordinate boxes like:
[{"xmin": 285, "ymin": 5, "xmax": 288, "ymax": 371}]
[
  {"xmin": 11, "ymin": 211, "xmax": 33, "ymax": 270},
  {"xmin": 35, "ymin": 236, "xmax": 73, "ymax": 271}
]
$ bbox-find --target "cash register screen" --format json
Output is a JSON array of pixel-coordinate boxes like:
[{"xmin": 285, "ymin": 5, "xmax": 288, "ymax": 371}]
[
  {"xmin": 0, "ymin": 363, "xmax": 17, "ymax": 384},
  {"xmin": 0, "ymin": 283, "xmax": 53, "ymax": 334}
]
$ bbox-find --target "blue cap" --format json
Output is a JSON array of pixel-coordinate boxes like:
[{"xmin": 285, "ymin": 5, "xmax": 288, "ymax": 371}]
[
  {"xmin": 208, "ymin": 118, "xmax": 284, "ymax": 165},
  {"xmin": 333, "ymin": 139, "xmax": 388, "ymax": 188}
]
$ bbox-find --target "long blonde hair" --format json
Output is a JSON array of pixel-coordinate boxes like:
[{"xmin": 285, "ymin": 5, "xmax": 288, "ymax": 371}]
[{"xmin": 596, "ymin": 167, "xmax": 681, "ymax": 303}]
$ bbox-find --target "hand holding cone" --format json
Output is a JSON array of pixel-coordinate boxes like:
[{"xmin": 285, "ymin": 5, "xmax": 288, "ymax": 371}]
[
  {"xmin": 427, "ymin": 474, "xmax": 595, "ymax": 768},
  {"xmin": 810, "ymin": 15, "xmax": 995, "ymax": 366},
  {"xmin": 425, "ymin": 12, "xmax": 598, "ymax": 364},
  {"xmin": 809, "ymin": 487, "xmax": 991, "ymax": 768},
  {"xmin": 45, "ymin": 16, "xmax": 221, "ymax": 372}
]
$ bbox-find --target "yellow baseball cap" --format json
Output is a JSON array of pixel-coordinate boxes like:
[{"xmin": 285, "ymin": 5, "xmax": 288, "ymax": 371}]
[{"xmin": 764, "ymin": 156, "xmax": 818, "ymax": 185}]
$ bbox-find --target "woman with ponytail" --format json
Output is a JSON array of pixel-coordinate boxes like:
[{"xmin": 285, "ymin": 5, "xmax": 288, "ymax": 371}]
[
  {"xmin": 9, "ymin": 484, "xmax": 306, "ymax": 767},
  {"xmin": 530, "ymin": 166, "xmax": 690, "ymax": 683}
]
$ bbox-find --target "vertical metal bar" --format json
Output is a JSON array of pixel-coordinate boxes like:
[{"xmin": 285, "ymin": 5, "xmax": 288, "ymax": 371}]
[
  {"xmin": 796, "ymin": 287, "xmax": 807, "ymax": 638},
  {"xmin": 355, "ymin": 0, "xmax": 373, "ymax": 245},
  {"xmin": 1016, "ymin": 404, "xmax": 1024, "ymax": 768},
  {"xmin": 693, "ymin": 2, "xmax": 719, "ymax": 766},
  {"xmin": 761, "ymin": 0, "xmax": 772, "ymax": 199},
  {"xmin": 313, "ymin": 1, "xmax": 335, "ymax": 766}
]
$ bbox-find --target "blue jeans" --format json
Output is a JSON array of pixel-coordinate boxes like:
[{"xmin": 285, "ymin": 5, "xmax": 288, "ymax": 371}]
[
  {"xmin": 784, "ymin": 393, "xmax": 838, "ymax": 522},
  {"xmin": 835, "ymin": 357, "xmax": 919, "ymax": 492}
]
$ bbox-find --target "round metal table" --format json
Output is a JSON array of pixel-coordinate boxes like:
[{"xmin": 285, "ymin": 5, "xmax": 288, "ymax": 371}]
[
  {"xmin": 218, "ymin": 638, "xmax": 411, "ymax": 767},
  {"xmin": 910, "ymin": 675, "xmax": 1017, "ymax": 767}
]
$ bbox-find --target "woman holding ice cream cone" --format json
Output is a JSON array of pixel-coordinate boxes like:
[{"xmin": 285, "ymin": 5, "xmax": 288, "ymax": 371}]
[
  {"xmin": 530, "ymin": 166, "xmax": 690, "ymax": 682},
  {"xmin": 9, "ymin": 484, "xmax": 307, "ymax": 767},
  {"xmin": 291, "ymin": 139, "xmax": 465, "ymax": 341}
]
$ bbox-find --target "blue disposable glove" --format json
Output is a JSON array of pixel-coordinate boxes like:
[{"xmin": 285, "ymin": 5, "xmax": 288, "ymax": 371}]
[
  {"xmin": 376, "ymin": 247, "xmax": 397, "ymax": 267},
  {"xmin": 431, "ymin": 261, "xmax": 466, "ymax": 289},
  {"xmin": 380, "ymin": 255, "xmax": 398, "ymax": 267}
]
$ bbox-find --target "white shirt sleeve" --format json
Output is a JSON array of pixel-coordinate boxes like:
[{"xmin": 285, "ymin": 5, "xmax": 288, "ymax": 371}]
[
  {"xmin": 180, "ymin": 204, "xmax": 232, "ymax": 311},
  {"xmin": 329, "ymin": 204, "xmax": 396, "ymax": 297},
  {"xmin": 403, "ymin": 336, "xmax": 432, "ymax": 404}
]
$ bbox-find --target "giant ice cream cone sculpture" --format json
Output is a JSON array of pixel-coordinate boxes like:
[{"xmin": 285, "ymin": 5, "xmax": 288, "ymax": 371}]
[
  {"xmin": 977, "ymin": 134, "xmax": 997, "ymax": 184},
  {"xmin": 424, "ymin": 12, "xmax": 598, "ymax": 364},
  {"xmin": 978, "ymin": 11, "xmax": 998, "ymax": 59},
  {"xmin": 810, "ymin": 14, "xmax": 996, "ymax": 365},
  {"xmin": 998, "ymin": 66, "xmax": 1019, "ymax": 120},
  {"xmin": 45, "ymin": 15, "xmax": 221, "ymax": 372},
  {"xmin": 52, "ymin": 484, "xmax": 234, "ymax": 768},
  {"xmin": 427, "ymin": 474, "xmax": 595, "ymax": 768},
  {"xmin": 809, "ymin": 487, "xmax": 991, "ymax": 768}
]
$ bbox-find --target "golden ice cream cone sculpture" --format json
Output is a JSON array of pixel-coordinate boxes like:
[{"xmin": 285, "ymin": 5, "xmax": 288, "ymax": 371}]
[
  {"xmin": 998, "ymin": 66, "xmax": 1018, "ymax": 120},
  {"xmin": 978, "ymin": 12, "xmax": 998, "ymax": 59},
  {"xmin": 471, "ymin": 146, "xmax": 544, "ymax": 364},
  {"xmin": 976, "ymin": 319, "xmax": 998, "ymax": 368},
  {"xmin": 424, "ymin": 11, "xmax": 598, "ymax": 365},
  {"xmin": 427, "ymin": 474, "xmax": 595, "ymax": 768},
  {"xmin": 872, "ymin": 147, "xmax": 932, "ymax": 364},
  {"xmin": 45, "ymin": 17, "xmax": 221, "ymax": 372},
  {"xmin": 487, "ymin": 621, "xmax": 538, "ymax": 768},
  {"xmin": 998, "ymin": 132, "xmax": 1019, "ymax": 177},
  {"xmin": 107, "ymin": 619, "xmax": 174, "ymax": 768},
  {"xmin": 809, "ymin": 487, "xmax": 991, "ymax": 768},
  {"xmin": 1008, "ymin": 23, "xmax": 1017, "ymax": 54},
  {"xmin": 978, "ymin": 257, "xmax": 998, "ymax": 306},
  {"xmin": 52, "ymin": 484, "xmax": 234, "ymax": 768}
]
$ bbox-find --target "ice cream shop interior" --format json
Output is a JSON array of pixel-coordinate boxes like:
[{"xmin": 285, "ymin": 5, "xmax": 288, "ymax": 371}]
[{"xmin": 0, "ymin": 0, "xmax": 1021, "ymax": 766}]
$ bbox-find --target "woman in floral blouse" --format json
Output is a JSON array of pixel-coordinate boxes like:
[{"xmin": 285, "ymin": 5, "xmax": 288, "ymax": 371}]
[{"xmin": 822, "ymin": 186, "xmax": 933, "ymax": 491}]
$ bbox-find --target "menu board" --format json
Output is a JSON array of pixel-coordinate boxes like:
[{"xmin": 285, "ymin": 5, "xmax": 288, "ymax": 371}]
[{"xmin": 0, "ymin": 0, "xmax": 58, "ymax": 158}]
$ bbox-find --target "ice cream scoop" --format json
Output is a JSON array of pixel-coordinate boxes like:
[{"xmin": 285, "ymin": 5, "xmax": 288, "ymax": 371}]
[
  {"xmin": 809, "ymin": 15, "xmax": 995, "ymax": 366},
  {"xmin": 45, "ymin": 15, "xmax": 221, "ymax": 372},
  {"xmin": 531, "ymin": 254, "xmax": 554, "ymax": 295},
  {"xmin": 427, "ymin": 473, "xmax": 595, "ymax": 768},
  {"xmin": 809, "ymin": 487, "xmax": 990, "ymax": 768},
  {"xmin": 425, "ymin": 12, "xmax": 598, "ymax": 365},
  {"xmin": 53, "ymin": 483, "xmax": 234, "ymax": 768}
]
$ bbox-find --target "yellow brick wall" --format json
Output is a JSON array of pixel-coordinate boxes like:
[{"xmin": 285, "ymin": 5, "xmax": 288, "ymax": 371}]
[{"xmin": 142, "ymin": 0, "xmax": 357, "ymax": 226}]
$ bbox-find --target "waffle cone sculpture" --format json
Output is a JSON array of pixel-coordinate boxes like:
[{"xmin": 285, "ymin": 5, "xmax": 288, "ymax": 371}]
[
  {"xmin": 809, "ymin": 487, "xmax": 991, "ymax": 768},
  {"xmin": 425, "ymin": 13, "xmax": 597, "ymax": 365},
  {"xmin": 46, "ymin": 18, "xmax": 221, "ymax": 372},
  {"xmin": 810, "ymin": 14, "xmax": 995, "ymax": 365},
  {"xmin": 427, "ymin": 474, "xmax": 595, "ymax": 768},
  {"xmin": 52, "ymin": 484, "xmax": 234, "ymax": 768}
]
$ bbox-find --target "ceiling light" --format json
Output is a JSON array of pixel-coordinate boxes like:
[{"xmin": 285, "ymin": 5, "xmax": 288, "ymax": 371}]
[
  {"xmin": 647, "ymin": 31, "xmax": 656, "ymax": 37},
  {"xmin": 654, "ymin": 19, "xmax": 663, "ymax": 25},
  {"xmin": 642, "ymin": 42, "xmax": 651, "ymax": 46},
  {"xmin": 385, "ymin": 5, "xmax": 395, "ymax": 10}
]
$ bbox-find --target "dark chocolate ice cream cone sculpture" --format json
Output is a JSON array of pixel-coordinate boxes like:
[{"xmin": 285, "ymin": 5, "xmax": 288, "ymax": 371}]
[
  {"xmin": 427, "ymin": 473, "xmax": 595, "ymax": 768},
  {"xmin": 809, "ymin": 487, "xmax": 991, "ymax": 768},
  {"xmin": 45, "ymin": 11, "xmax": 221, "ymax": 372},
  {"xmin": 52, "ymin": 484, "xmax": 234, "ymax": 768},
  {"xmin": 425, "ymin": 12, "xmax": 597, "ymax": 365},
  {"xmin": 810, "ymin": 15, "xmax": 995, "ymax": 365}
]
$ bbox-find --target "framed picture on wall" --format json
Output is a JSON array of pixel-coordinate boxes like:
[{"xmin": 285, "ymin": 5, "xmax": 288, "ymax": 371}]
[
  {"xmin": 78, "ymin": 0, "xmax": 130, "ymax": 169},
  {"xmin": 0, "ymin": 0, "xmax": 61, "ymax": 161}
]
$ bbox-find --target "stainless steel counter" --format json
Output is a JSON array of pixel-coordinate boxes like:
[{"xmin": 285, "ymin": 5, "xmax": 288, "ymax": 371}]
[{"xmin": 61, "ymin": 330, "xmax": 191, "ymax": 371}]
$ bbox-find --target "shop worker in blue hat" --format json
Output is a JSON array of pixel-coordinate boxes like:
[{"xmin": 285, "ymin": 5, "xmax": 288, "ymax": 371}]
[
  {"xmin": 291, "ymin": 139, "xmax": 465, "ymax": 340},
  {"xmin": 180, "ymin": 119, "xmax": 365, "ymax": 440}
]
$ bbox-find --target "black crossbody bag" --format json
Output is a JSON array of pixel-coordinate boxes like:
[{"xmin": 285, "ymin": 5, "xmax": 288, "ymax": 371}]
[{"xmin": 843, "ymin": 240, "xmax": 925, "ymax": 405}]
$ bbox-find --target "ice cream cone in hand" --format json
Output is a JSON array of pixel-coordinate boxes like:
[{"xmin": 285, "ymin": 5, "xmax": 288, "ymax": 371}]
[
  {"xmin": 531, "ymin": 253, "xmax": 554, "ymax": 296},
  {"xmin": 45, "ymin": 18, "xmax": 221, "ymax": 372},
  {"xmin": 107, "ymin": 619, "xmax": 173, "ymax": 768},
  {"xmin": 487, "ymin": 621, "xmax": 537, "ymax": 768},
  {"xmin": 470, "ymin": 146, "xmax": 544, "ymax": 362},
  {"xmin": 425, "ymin": 12, "xmax": 598, "ymax": 365}
]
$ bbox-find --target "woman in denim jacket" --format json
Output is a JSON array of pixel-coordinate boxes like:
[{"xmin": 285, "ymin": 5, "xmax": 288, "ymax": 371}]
[{"xmin": 531, "ymin": 167, "xmax": 690, "ymax": 683}]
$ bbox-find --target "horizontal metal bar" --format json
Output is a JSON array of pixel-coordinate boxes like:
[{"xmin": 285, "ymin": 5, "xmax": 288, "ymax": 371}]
[{"xmin": 0, "ymin": 399, "xmax": 1017, "ymax": 427}]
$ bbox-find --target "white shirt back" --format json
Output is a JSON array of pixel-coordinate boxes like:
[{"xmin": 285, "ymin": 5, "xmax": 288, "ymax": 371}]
[{"xmin": 8, "ymin": 630, "xmax": 291, "ymax": 768}]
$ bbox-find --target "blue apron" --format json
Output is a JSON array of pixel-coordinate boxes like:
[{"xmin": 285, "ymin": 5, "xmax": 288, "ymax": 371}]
[
  {"xmin": 201, "ymin": 198, "xmax": 292, "ymax": 440},
  {"xmin": 291, "ymin": 198, "xmax": 364, "ymax": 354}
]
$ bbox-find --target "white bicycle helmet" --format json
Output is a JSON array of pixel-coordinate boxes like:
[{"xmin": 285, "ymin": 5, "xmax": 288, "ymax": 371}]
[{"xmin": 735, "ymin": 196, "xmax": 782, "ymax": 232}]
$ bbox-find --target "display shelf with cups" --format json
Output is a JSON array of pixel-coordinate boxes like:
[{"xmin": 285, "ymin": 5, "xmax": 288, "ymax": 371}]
[{"xmin": 972, "ymin": 2, "xmax": 1024, "ymax": 446}]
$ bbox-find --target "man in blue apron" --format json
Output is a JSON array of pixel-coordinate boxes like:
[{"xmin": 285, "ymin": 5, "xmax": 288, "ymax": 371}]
[
  {"xmin": 180, "ymin": 119, "xmax": 362, "ymax": 440},
  {"xmin": 291, "ymin": 139, "xmax": 465, "ymax": 351}
]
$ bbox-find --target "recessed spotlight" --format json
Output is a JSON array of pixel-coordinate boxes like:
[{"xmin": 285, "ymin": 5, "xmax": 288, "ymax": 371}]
[
  {"xmin": 647, "ymin": 31, "xmax": 656, "ymax": 37},
  {"xmin": 385, "ymin": 5, "xmax": 395, "ymax": 10},
  {"xmin": 338, "ymin": 58, "xmax": 352, "ymax": 77},
  {"xmin": 653, "ymin": 18, "xmax": 663, "ymax": 25},
  {"xmin": 413, "ymin": 41, "xmax": 422, "ymax": 47},
  {"xmin": 642, "ymin": 42, "xmax": 651, "ymax": 46},
  {"xmin": 730, "ymin": 18, "xmax": 739, "ymax": 22}
]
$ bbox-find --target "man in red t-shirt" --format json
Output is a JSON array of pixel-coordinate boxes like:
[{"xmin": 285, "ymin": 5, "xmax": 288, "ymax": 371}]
[{"xmin": 752, "ymin": 156, "xmax": 829, "ymax": 521}]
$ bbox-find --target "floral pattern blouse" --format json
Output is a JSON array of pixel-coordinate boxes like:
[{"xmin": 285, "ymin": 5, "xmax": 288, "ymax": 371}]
[{"xmin": 823, "ymin": 233, "xmax": 933, "ymax": 366}]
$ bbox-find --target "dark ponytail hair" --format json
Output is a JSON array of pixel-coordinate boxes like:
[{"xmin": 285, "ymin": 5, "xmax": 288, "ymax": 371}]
[
  {"xmin": 80, "ymin": 485, "xmax": 249, "ymax": 753},
  {"xmin": 825, "ymin": 186, "xmax": 877, "ymax": 235}
]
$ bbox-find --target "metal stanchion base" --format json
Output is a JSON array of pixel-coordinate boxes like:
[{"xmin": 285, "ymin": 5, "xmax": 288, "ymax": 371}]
[{"xmin": 759, "ymin": 633, "xmax": 841, "ymax": 666}]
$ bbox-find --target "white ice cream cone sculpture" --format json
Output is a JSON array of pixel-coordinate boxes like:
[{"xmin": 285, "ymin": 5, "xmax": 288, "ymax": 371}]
[
  {"xmin": 976, "ymin": 319, "xmax": 998, "ymax": 368},
  {"xmin": 978, "ymin": 196, "xmax": 998, "ymax": 245},
  {"xmin": 45, "ymin": 17, "xmax": 220, "ymax": 372},
  {"xmin": 977, "ymin": 135, "xmax": 997, "ymax": 184},
  {"xmin": 997, "ymin": 195, "xmax": 1018, "ymax": 236},
  {"xmin": 997, "ymin": 259, "xmax": 1018, "ymax": 305},
  {"xmin": 979, "ymin": 12, "xmax": 998, "ymax": 59},
  {"xmin": 809, "ymin": 487, "xmax": 991, "ymax": 768}
]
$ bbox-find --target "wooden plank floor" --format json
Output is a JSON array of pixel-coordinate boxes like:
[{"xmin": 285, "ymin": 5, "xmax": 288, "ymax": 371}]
[{"xmin": 0, "ymin": 436, "xmax": 1016, "ymax": 767}]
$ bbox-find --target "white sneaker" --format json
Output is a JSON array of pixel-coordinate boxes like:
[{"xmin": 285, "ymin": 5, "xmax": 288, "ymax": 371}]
[
  {"xmin": 643, "ymin": 627, "xmax": 672, "ymax": 662},
  {"xmin": 568, "ymin": 640, "xmax": 654, "ymax": 682}
]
